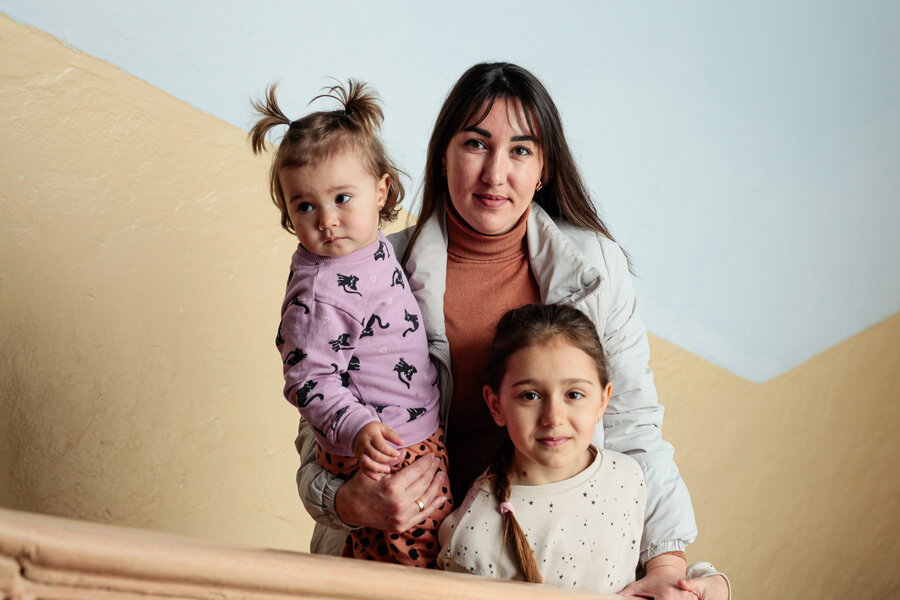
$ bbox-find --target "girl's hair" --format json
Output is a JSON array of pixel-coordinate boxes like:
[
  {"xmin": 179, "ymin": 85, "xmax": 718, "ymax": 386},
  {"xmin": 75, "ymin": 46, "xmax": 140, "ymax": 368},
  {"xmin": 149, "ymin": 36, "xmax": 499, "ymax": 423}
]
[
  {"xmin": 404, "ymin": 62, "xmax": 629, "ymax": 270},
  {"xmin": 249, "ymin": 80, "xmax": 404, "ymax": 234},
  {"xmin": 483, "ymin": 303, "xmax": 610, "ymax": 584}
]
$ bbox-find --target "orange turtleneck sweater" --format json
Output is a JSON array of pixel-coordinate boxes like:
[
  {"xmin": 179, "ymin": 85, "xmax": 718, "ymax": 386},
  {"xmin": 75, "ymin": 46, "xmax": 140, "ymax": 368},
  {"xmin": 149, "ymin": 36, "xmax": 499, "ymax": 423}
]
[{"xmin": 443, "ymin": 205, "xmax": 541, "ymax": 500}]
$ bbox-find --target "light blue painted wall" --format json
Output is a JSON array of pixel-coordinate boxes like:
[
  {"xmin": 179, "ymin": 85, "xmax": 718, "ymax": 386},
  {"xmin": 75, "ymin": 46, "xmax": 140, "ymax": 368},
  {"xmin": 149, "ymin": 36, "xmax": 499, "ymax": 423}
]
[{"xmin": 4, "ymin": 0, "xmax": 898, "ymax": 381}]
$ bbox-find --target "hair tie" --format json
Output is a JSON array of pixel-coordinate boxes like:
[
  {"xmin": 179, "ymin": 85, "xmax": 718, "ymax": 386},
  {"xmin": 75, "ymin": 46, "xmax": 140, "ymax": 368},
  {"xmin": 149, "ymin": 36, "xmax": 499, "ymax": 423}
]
[
  {"xmin": 499, "ymin": 501, "xmax": 515, "ymax": 516},
  {"xmin": 343, "ymin": 109, "xmax": 352, "ymax": 118}
]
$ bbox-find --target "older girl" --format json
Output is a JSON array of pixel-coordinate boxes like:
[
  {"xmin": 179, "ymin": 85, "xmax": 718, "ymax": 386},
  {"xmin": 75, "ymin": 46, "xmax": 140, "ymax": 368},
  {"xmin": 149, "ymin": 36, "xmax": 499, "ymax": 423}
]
[{"xmin": 439, "ymin": 304, "xmax": 728, "ymax": 598}]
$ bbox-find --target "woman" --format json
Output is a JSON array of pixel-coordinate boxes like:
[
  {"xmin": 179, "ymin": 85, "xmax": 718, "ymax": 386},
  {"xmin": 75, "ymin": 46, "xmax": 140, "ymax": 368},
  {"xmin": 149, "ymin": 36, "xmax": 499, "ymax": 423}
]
[{"xmin": 296, "ymin": 62, "xmax": 728, "ymax": 599}]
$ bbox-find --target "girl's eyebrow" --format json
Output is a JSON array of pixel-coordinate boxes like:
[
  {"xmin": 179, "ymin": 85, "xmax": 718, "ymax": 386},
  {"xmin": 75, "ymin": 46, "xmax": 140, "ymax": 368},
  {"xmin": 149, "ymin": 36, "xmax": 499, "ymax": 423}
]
[
  {"xmin": 461, "ymin": 126, "xmax": 536, "ymax": 144},
  {"xmin": 510, "ymin": 378, "xmax": 594, "ymax": 387}
]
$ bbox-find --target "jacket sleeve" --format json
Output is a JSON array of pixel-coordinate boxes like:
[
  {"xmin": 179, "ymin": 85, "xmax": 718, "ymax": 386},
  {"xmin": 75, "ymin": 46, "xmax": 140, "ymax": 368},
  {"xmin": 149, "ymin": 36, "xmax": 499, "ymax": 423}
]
[
  {"xmin": 595, "ymin": 238, "xmax": 698, "ymax": 564},
  {"xmin": 279, "ymin": 297, "xmax": 379, "ymax": 452},
  {"xmin": 294, "ymin": 416, "xmax": 353, "ymax": 531}
]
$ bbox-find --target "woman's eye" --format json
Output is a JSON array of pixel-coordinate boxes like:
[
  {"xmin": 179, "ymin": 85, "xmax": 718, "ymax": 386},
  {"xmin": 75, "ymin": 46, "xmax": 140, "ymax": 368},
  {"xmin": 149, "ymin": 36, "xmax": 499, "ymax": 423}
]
[
  {"xmin": 464, "ymin": 138, "xmax": 486, "ymax": 150},
  {"xmin": 335, "ymin": 194, "xmax": 351, "ymax": 204},
  {"xmin": 297, "ymin": 202, "xmax": 314, "ymax": 213},
  {"xmin": 512, "ymin": 146, "xmax": 533, "ymax": 157}
]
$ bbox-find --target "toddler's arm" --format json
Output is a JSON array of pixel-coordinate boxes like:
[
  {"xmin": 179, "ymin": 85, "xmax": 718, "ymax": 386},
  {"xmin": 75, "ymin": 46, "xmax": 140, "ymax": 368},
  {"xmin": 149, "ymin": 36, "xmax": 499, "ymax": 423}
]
[
  {"xmin": 352, "ymin": 422, "xmax": 406, "ymax": 480},
  {"xmin": 279, "ymin": 296, "xmax": 378, "ymax": 452}
]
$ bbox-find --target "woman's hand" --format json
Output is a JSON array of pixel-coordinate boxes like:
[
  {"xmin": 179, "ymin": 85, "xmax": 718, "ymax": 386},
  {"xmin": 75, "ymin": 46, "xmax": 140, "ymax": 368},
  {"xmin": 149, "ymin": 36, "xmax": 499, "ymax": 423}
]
[
  {"xmin": 334, "ymin": 453, "xmax": 447, "ymax": 532},
  {"xmin": 619, "ymin": 554, "xmax": 692, "ymax": 599},
  {"xmin": 677, "ymin": 575, "xmax": 729, "ymax": 600},
  {"xmin": 619, "ymin": 554, "xmax": 730, "ymax": 600}
]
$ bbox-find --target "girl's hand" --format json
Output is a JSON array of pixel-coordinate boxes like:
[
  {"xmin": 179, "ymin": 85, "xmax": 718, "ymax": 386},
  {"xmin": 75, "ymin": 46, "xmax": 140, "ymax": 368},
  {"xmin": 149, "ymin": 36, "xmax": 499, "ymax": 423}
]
[
  {"xmin": 334, "ymin": 453, "xmax": 447, "ymax": 532},
  {"xmin": 352, "ymin": 423, "xmax": 405, "ymax": 481}
]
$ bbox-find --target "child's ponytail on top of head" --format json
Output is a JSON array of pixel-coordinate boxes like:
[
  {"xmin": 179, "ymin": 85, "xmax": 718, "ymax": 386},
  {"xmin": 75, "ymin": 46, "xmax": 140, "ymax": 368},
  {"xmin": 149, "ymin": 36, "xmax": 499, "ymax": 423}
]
[
  {"xmin": 249, "ymin": 79, "xmax": 405, "ymax": 235},
  {"xmin": 311, "ymin": 79, "xmax": 383, "ymax": 145}
]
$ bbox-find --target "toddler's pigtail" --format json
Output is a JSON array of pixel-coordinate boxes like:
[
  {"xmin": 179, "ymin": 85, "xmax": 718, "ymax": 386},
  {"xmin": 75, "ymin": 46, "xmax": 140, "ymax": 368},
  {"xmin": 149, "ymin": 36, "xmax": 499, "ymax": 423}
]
[
  {"xmin": 489, "ymin": 438, "xmax": 543, "ymax": 584},
  {"xmin": 314, "ymin": 79, "xmax": 384, "ymax": 140},
  {"xmin": 249, "ymin": 83, "xmax": 292, "ymax": 155}
]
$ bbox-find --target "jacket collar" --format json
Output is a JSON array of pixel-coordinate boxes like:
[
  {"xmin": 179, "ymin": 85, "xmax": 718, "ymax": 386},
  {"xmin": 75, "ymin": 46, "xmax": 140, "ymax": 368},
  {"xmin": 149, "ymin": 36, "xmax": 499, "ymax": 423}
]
[
  {"xmin": 403, "ymin": 202, "xmax": 605, "ymax": 340},
  {"xmin": 526, "ymin": 203, "xmax": 604, "ymax": 304}
]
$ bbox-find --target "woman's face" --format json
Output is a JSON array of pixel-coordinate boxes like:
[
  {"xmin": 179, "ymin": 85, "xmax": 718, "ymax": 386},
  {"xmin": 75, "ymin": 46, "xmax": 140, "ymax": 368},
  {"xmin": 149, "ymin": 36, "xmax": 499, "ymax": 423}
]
[{"xmin": 442, "ymin": 98, "xmax": 544, "ymax": 235}]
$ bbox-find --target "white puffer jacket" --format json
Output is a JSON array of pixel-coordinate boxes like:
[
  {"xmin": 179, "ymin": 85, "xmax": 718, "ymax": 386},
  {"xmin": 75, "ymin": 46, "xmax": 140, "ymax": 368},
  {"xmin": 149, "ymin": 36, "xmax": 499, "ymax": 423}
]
[{"xmin": 296, "ymin": 203, "xmax": 698, "ymax": 565}]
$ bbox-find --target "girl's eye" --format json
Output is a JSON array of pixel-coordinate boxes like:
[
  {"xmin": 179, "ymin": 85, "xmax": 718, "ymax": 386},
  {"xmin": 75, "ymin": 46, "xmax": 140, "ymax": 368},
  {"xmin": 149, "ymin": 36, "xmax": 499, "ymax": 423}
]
[
  {"xmin": 566, "ymin": 391, "xmax": 585, "ymax": 401},
  {"xmin": 297, "ymin": 202, "xmax": 314, "ymax": 213},
  {"xmin": 519, "ymin": 391, "xmax": 540, "ymax": 402},
  {"xmin": 335, "ymin": 194, "xmax": 351, "ymax": 204}
]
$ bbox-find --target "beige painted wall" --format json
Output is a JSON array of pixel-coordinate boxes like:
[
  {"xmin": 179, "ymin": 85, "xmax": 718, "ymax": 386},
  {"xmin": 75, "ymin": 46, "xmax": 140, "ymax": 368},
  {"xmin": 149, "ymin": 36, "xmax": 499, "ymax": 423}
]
[{"xmin": 1, "ymin": 14, "xmax": 898, "ymax": 598}]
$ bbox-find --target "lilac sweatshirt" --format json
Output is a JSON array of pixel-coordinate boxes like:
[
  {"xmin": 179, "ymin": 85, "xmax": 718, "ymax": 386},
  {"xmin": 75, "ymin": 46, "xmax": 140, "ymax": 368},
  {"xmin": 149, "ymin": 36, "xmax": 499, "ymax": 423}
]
[{"xmin": 277, "ymin": 231, "xmax": 440, "ymax": 456}]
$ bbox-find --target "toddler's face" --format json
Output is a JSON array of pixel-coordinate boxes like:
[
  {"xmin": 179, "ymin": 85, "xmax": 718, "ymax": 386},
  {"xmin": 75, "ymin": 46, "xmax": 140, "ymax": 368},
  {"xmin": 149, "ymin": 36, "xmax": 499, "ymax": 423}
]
[
  {"xmin": 280, "ymin": 150, "xmax": 388, "ymax": 257},
  {"xmin": 484, "ymin": 337, "xmax": 611, "ymax": 485}
]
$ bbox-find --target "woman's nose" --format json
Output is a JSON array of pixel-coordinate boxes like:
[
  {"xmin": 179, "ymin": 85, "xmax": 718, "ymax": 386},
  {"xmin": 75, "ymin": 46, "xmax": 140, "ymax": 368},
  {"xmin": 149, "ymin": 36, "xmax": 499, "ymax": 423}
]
[{"xmin": 481, "ymin": 151, "xmax": 508, "ymax": 186}]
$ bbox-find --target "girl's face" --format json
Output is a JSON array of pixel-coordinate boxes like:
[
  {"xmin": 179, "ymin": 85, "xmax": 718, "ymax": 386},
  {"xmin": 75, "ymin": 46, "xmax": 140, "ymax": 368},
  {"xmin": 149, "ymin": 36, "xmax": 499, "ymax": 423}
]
[
  {"xmin": 281, "ymin": 149, "xmax": 389, "ymax": 257},
  {"xmin": 484, "ymin": 337, "xmax": 611, "ymax": 486},
  {"xmin": 442, "ymin": 98, "xmax": 544, "ymax": 236}
]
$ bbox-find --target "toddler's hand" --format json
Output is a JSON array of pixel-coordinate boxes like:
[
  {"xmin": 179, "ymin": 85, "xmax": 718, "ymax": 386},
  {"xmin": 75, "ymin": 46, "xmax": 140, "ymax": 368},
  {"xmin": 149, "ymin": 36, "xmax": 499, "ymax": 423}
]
[{"xmin": 353, "ymin": 422, "xmax": 406, "ymax": 481}]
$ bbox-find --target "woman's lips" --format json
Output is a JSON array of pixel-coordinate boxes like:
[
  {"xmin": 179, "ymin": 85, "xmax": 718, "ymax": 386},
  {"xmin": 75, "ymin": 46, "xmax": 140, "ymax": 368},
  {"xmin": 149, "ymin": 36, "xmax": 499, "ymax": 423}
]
[{"xmin": 474, "ymin": 193, "xmax": 509, "ymax": 207}]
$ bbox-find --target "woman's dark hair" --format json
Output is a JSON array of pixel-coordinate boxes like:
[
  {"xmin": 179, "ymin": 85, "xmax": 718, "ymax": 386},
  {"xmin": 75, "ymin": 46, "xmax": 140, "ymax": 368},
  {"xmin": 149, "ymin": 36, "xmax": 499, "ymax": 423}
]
[
  {"xmin": 404, "ymin": 62, "xmax": 628, "ymax": 269},
  {"xmin": 249, "ymin": 80, "xmax": 404, "ymax": 234},
  {"xmin": 483, "ymin": 303, "xmax": 610, "ymax": 583}
]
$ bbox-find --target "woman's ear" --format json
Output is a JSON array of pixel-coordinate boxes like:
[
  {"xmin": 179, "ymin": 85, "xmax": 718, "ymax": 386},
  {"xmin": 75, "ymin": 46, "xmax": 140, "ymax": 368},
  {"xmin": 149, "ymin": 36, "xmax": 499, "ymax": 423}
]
[
  {"xmin": 376, "ymin": 173, "xmax": 390, "ymax": 210},
  {"xmin": 483, "ymin": 385, "xmax": 505, "ymax": 426}
]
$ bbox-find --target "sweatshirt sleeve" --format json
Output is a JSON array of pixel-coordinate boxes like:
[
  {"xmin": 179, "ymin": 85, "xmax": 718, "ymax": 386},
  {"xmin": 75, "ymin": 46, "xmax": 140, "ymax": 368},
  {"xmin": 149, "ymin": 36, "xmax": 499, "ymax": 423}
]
[
  {"xmin": 595, "ymin": 238, "xmax": 698, "ymax": 564},
  {"xmin": 279, "ymin": 296, "xmax": 379, "ymax": 453}
]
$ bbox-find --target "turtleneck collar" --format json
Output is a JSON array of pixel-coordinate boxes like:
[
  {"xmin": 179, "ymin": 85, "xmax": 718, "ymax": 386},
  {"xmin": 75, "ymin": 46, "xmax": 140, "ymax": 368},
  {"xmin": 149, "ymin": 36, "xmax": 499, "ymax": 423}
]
[{"xmin": 446, "ymin": 203, "xmax": 530, "ymax": 263}]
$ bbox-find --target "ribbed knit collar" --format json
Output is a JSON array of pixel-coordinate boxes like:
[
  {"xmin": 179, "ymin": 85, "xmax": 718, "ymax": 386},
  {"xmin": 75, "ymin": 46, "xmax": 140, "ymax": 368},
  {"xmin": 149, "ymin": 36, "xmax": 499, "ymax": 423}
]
[{"xmin": 446, "ymin": 204, "xmax": 530, "ymax": 263}]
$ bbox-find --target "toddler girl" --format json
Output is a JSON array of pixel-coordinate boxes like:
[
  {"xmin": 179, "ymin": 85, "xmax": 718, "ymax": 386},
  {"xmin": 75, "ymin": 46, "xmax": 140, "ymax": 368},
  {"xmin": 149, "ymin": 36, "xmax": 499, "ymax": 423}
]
[
  {"xmin": 250, "ymin": 81, "xmax": 451, "ymax": 567},
  {"xmin": 438, "ymin": 303, "xmax": 645, "ymax": 591}
]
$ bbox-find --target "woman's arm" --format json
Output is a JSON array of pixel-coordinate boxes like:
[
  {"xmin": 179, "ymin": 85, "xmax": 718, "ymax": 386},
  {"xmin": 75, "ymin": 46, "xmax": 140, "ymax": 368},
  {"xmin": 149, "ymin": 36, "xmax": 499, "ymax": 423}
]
[
  {"xmin": 594, "ymin": 237, "xmax": 698, "ymax": 562},
  {"xmin": 295, "ymin": 417, "xmax": 447, "ymax": 533},
  {"xmin": 294, "ymin": 417, "xmax": 352, "ymax": 530}
]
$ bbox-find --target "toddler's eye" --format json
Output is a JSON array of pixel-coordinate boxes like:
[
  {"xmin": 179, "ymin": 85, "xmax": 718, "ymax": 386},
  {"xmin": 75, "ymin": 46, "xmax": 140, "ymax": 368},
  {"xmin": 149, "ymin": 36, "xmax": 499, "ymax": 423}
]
[
  {"xmin": 297, "ymin": 202, "xmax": 314, "ymax": 213},
  {"xmin": 335, "ymin": 194, "xmax": 351, "ymax": 204}
]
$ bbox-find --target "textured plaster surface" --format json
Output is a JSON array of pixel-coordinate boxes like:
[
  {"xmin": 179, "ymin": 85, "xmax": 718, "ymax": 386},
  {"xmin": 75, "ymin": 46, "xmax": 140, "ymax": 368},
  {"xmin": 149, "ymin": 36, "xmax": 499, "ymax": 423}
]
[
  {"xmin": 653, "ymin": 312, "xmax": 900, "ymax": 598},
  {"xmin": 0, "ymin": 15, "xmax": 314, "ymax": 551},
  {"xmin": 1, "ymin": 14, "xmax": 898, "ymax": 599}
]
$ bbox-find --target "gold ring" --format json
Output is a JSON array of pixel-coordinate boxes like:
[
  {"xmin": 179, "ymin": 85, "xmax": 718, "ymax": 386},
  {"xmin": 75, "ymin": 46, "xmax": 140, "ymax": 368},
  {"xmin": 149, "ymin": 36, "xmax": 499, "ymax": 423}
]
[{"xmin": 415, "ymin": 498, "xmax": 425, "ymax": 511}]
